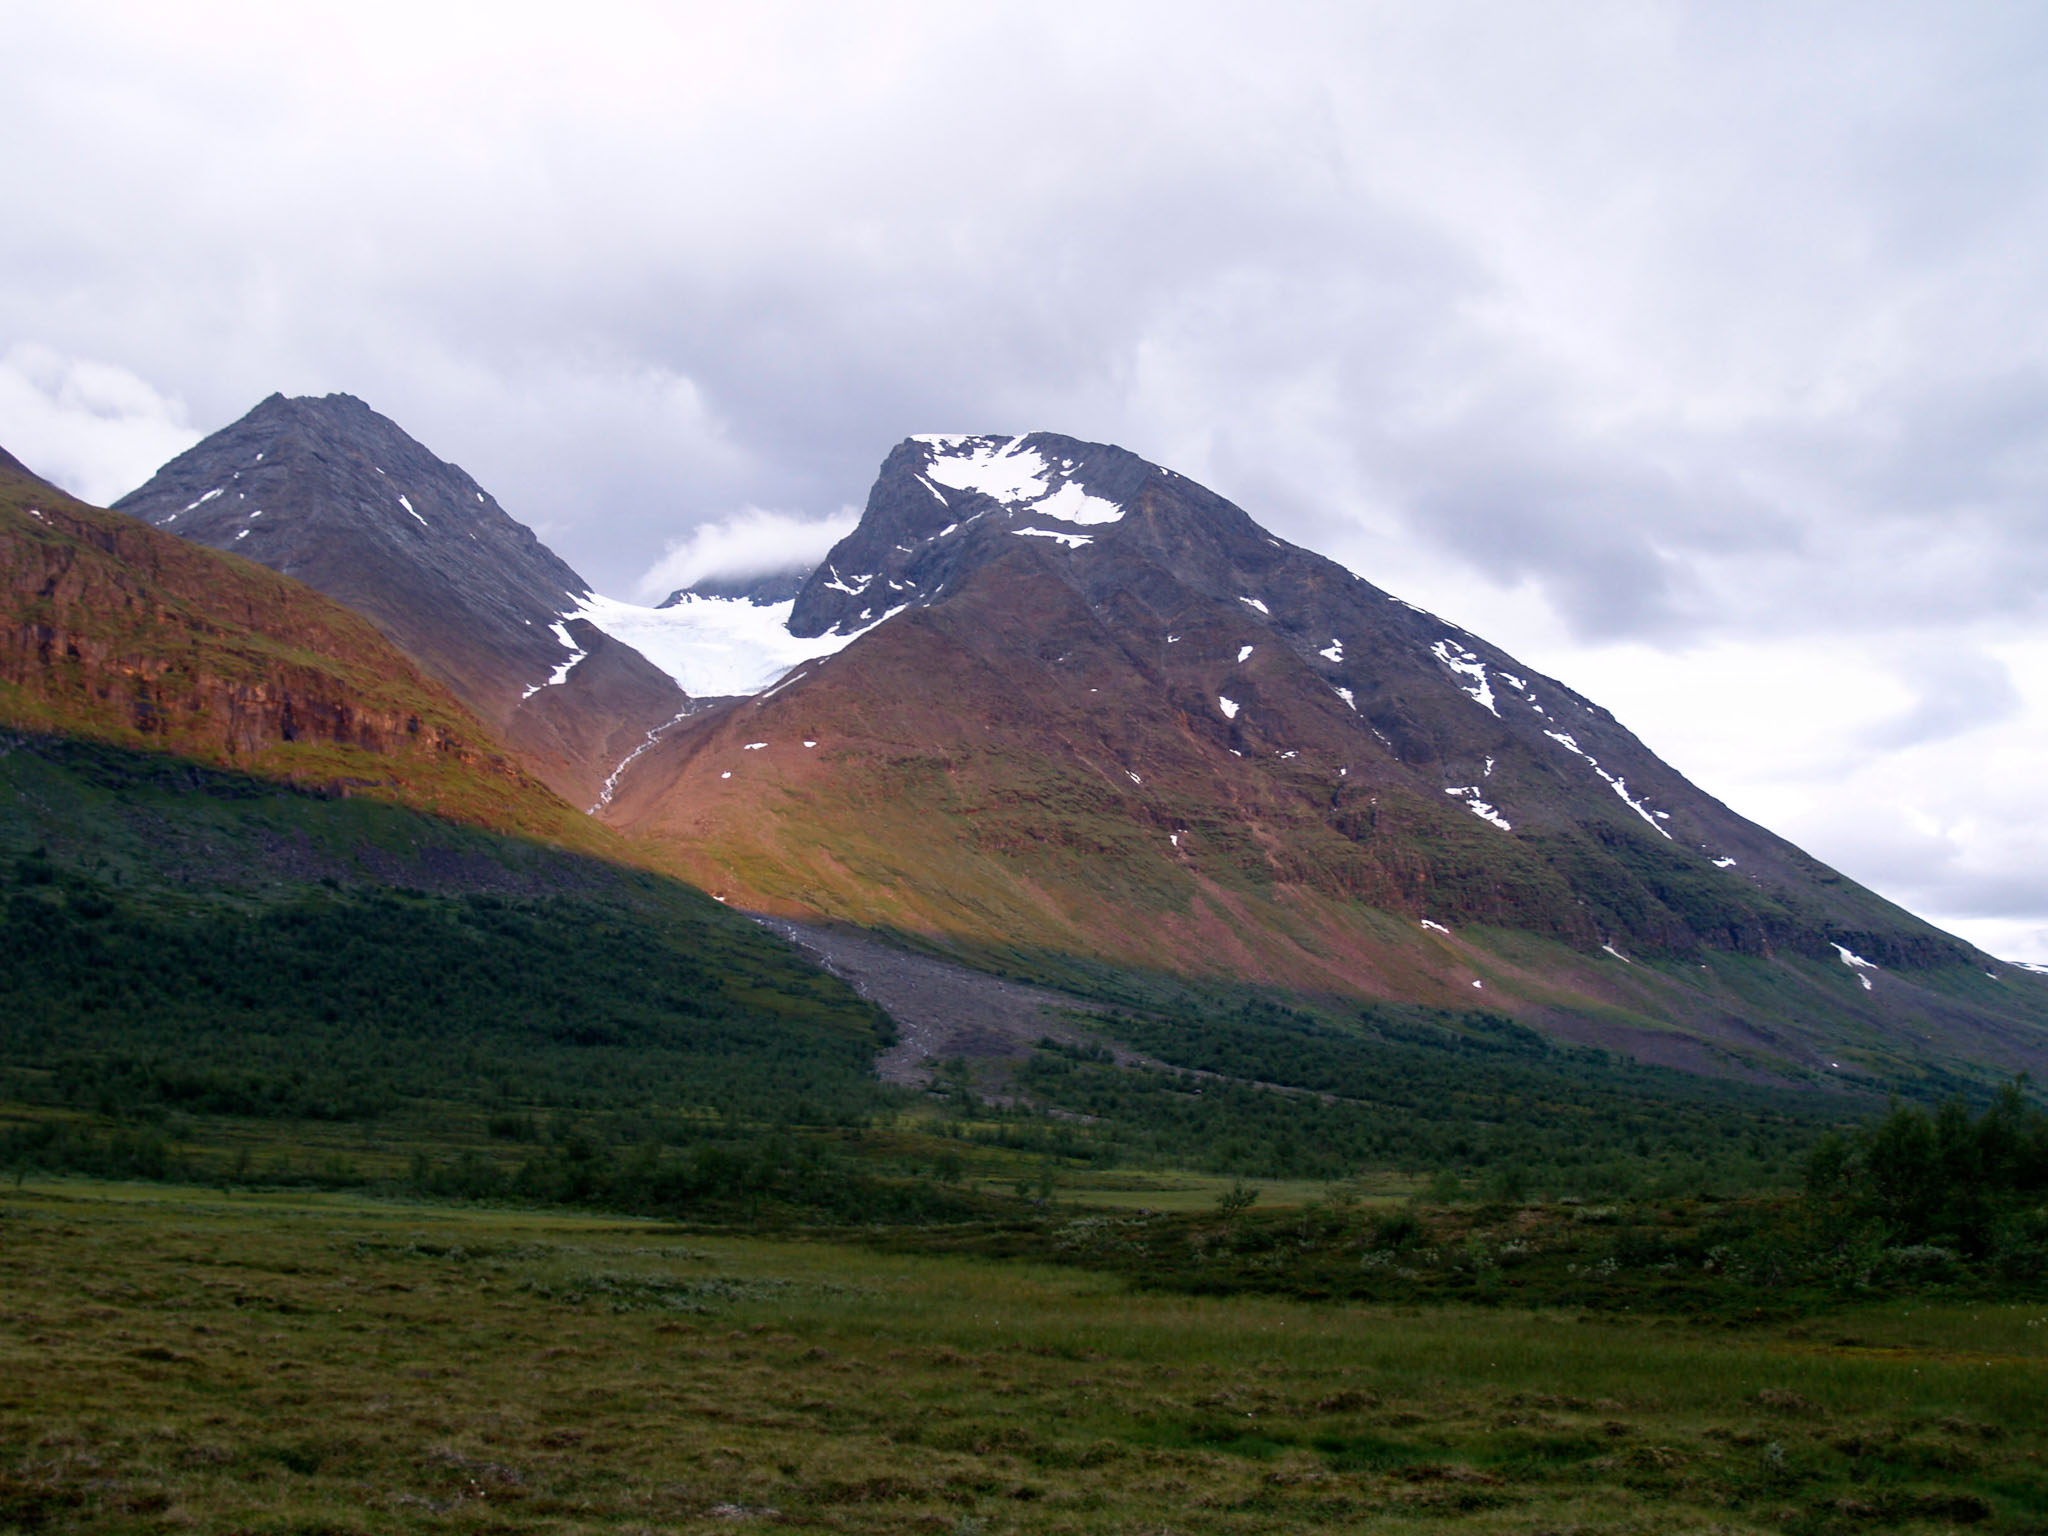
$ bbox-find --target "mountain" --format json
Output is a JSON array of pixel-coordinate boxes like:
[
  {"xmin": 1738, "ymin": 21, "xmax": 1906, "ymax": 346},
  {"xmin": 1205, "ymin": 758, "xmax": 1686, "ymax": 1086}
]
[
  {"xmin": 602, "ymin": 432, "xmax": 2048, "ymax": 1088},
  {"xmin": 673, "ymin": 568, "xmax": 814, "ymax": 606},
  {"xmin": 107, "ymin": 393, "xmax": 695, "ymax": 804}
]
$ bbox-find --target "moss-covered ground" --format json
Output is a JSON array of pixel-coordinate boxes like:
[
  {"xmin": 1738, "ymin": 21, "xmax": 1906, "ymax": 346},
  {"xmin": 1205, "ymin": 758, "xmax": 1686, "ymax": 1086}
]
[{"xmin": 5, "ymin": 1179, "xmax": 2045, "ymax": 1535}]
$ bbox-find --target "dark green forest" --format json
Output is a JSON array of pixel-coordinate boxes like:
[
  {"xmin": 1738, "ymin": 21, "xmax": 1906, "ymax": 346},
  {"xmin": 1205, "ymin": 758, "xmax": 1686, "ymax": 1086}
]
[{"xmin": 1011, "ymin": 1003, "xmax": 1846, "ymax": 1195}]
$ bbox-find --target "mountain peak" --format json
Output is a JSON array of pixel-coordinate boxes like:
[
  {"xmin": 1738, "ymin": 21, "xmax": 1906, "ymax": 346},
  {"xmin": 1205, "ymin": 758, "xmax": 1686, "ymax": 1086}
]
[
  {"xmin": 111, "ymin": 393, "xmax": 761, "ymax": 808},
  {"xmin": 788, "ymin": 432, "xmax": 1219, "ymax": 637}
]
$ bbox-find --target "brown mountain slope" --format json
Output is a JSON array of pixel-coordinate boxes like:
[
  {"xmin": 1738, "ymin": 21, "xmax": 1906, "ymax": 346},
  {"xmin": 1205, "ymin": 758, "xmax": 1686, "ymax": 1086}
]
[{"xmin": 0, "ymin": 445, "xmax": 599, "ymax": 848}]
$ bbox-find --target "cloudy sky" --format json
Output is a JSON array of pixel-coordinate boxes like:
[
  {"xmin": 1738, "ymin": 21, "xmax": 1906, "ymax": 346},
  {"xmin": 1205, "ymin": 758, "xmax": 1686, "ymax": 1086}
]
[{"xmin": 7, "ymin": 2, "xmax": 2048, "ymax": 958}]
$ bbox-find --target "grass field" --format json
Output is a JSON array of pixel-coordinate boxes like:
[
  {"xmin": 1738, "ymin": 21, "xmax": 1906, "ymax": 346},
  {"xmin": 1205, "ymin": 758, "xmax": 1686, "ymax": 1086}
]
[{"xmin": 6, "ymin": 1179, "xmax": 2045, "ymax": 1534}]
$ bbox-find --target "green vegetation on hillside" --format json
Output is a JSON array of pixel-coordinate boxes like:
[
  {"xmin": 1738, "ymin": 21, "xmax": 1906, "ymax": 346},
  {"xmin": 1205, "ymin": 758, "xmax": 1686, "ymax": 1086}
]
[
  {"xmin": 0, "ymin": 736, "xmax": 915, "ymax": 1213},
  {"xmin": 1012, "ymin": 1002, "xmax": 1836, "ymax": 1195}
]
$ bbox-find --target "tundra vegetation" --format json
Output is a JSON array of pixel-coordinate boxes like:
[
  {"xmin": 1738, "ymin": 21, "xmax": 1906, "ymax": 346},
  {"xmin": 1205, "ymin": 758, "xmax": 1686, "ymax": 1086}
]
[{"xmin": 4, "ymin": 1183, "xmax": 2045, "ymax": 1534}]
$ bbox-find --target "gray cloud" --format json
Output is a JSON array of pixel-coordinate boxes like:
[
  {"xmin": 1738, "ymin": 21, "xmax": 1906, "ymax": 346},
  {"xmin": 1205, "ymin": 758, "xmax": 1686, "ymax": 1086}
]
[{"xmin": 1860, "ymin": 650, "xmax": 2023, "ymax": 751}]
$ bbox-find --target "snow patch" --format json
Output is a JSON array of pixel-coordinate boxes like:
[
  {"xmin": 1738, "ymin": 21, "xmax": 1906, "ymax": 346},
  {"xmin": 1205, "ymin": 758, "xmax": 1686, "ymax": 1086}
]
[
  {"xmin": 1028, "ymin": 480, "xmax": 1123, "ymax": 525},
  {"xmin": 398, "ymin": 494, "xmax": 427, "ymax": 527},
  {"xmin": 1238, "ymin": 595, "xmax": 1269, "ymax": 614},
  {"xmin": 1218, "ymin": 695, "xmax": 1239, "ymax": 720},
  {"xmin": 1444, "ymin": 785, "xmax": 1512, "ymax": 831},
  {"xmin": 522, "ymin": 622, "xmax": 587, "ymax": 697},
  {"xmin": 1237, "ymin": 645, "xmax": 1254, "ymax": 663},
  {"xmin": 804, "ymin": 740, "xmax": 817, "ymax": 748},
  {"xmin": 743, "ymin": 741, "xmax": 767, "ymax": 750},
  {"xmin": 183, "ymin": 488, "xmax": 224, "ymax": 511},
  {"xmin": 1601, "ymin": 943, "xmax": 1632, "ymax": 964},
  {"xmin": 1319, "ymin": 639, "xmax": 1343, "ymax": 662},
  {"xmin": 233, "ymin": 529, "xmax": 250, "ymax": 541},
  {"xmin": 1126, "ymin": 770, "xmax": 1142, "ymax": 784},
  {"xmin": 820, "ymin": 565, "xmax": 872, "ymax": 594},
  {"xmin": 1713, "ymin": 856, "xmax": 1738, "ymax": 869},
  {"xmin": 1832, "ymin": 943, "xmax": 1877, "ymax": 991},
  {"xmin": 720, "ymin": 771, "xmax": 732, "ymax": 780},
  {"xmin": 918, "ymin": 435, "xmax": 1123, "ymax": 525},
  {"xmin": 1012, "ymin": 527, "xmax": 1092, "ymax": 548},
  {"xmin": 1420, "ymin": 919, "xmax": 1451, "ymax": 935},
  {"xmin": 1541, "ymin": 729, "xmax": 1672, "ymax": 838},
  {"xmin": 1334, "ymin": 686, "xmax": 1356, "ymax": 711},
  {"xmin": 1430, "ymin": 640, "xmax": 1499, "ymax": 716},
  {"xmin": 1602, "ymin": 776, "xmax": 1670, "ymax": 837}
]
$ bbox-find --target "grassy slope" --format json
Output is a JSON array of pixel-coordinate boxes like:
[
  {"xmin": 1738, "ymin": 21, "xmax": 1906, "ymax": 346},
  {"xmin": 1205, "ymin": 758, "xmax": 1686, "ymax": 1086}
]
[{"xmin": 3, "ymin": 1181, "xmax": 2044, "ymax": 1534}]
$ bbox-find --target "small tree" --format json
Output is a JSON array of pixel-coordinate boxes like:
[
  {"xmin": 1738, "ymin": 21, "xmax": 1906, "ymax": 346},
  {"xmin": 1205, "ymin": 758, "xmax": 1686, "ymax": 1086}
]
[{"xmin": 1216, "ymin": 1180, "xmax": 1260, "ymax": 1218}]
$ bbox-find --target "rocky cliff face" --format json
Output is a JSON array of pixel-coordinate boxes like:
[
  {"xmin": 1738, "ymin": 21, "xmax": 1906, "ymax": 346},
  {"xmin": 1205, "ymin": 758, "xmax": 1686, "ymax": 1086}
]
[{"xmin": 111, "ymin": 393, "xmax": 685, "ymax": 805}]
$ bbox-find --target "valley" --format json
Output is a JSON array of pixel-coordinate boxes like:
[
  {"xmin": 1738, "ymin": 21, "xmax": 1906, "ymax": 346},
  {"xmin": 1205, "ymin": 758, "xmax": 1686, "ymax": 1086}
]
[{"xmin": 5, "ymin": 406, "xmax": 2048, "ymax": 1533}]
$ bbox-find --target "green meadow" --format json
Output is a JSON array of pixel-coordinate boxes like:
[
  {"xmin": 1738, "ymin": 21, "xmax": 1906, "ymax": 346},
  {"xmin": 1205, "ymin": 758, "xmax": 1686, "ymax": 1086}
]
[{"xmin": 5, "ymin": 1179, "xmax": 2046, "ymax": 1535}]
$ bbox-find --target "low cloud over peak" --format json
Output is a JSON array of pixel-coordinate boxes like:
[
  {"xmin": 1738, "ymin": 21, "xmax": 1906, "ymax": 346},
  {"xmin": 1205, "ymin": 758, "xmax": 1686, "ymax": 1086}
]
[{"xmin": 636, "ymin": 506, "xmax": 856, "ymax": 602}]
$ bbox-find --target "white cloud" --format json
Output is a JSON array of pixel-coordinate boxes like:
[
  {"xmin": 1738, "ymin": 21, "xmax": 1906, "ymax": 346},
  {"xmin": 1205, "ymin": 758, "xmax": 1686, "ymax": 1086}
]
[
  {"xmin": 636, "ymin": 505, "xmax": 857, "ymax": 601},
  {"xmin": 0, "ymin": 343, "xmax": 199, "ymax": 505}
]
